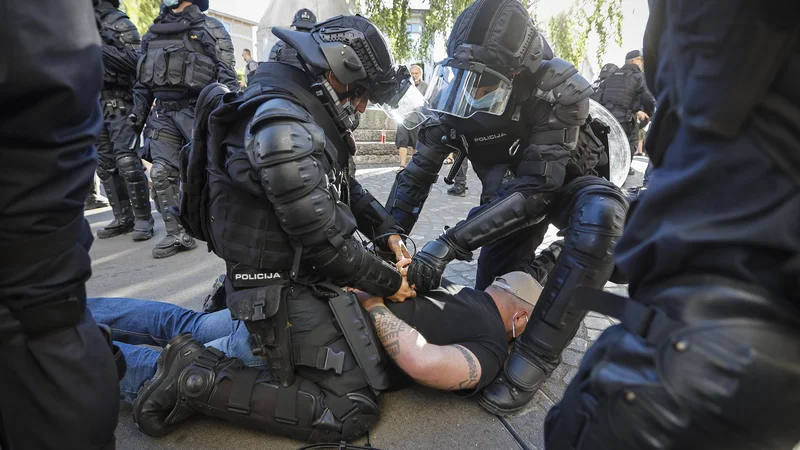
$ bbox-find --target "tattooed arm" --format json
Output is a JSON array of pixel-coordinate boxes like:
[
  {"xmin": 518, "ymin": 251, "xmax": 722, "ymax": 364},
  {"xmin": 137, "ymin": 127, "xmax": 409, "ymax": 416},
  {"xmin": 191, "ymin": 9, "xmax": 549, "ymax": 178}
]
[{"xmin": 354, "ymin": 291, "xmax": 482, "ymax": 391}]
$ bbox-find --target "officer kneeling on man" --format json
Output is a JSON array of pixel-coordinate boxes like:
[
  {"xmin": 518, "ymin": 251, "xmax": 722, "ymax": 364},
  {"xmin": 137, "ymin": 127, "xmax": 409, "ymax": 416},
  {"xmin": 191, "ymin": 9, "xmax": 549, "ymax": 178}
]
[{"xmin": 90, "ymin": 245, "xmax": 562, "ymax": 442}]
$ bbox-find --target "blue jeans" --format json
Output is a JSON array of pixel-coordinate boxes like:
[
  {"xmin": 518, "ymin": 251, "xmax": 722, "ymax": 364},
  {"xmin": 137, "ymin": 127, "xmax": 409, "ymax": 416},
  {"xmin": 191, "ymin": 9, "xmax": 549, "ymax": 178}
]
[{"xmin": 88, "ymin": 297, "xmax": 265, "ymax": 404}]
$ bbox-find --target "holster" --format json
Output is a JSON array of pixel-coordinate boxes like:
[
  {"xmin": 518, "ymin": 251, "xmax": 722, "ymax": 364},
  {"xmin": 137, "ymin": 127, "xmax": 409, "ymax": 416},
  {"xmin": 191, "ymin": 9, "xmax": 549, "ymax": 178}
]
[
  {"xmin": 315, "ymin": 283, "xmax": 390, "ymax": 391},
  {"xmin": 227, "ymin": 283, "xmax": 295, "ymax": 387}
]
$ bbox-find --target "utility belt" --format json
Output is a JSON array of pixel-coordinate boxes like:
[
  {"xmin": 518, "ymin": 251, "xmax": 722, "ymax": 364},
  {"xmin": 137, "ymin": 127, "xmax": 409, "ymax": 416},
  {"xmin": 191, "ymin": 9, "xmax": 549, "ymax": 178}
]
[
  {"xmin": 100, "ymin": 90, "xmax": 133, "ymax": 102},
  {"xmin": 225, "ymin": 264, "xmax": 389, "ymax": 391},
  {"xmin": 145, "ymin": 127, "xmax": 184, "ymax": 146},
  {"xmin": 155, "ymin": 97, "xmax": 197, "ymax": 112}
]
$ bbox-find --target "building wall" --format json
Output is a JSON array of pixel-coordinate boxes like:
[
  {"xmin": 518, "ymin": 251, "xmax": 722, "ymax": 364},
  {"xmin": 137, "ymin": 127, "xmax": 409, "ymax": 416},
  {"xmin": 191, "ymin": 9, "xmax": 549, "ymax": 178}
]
[{"xmin": 207, "ymin": 12, "xmax": 256, "ymax": 70}]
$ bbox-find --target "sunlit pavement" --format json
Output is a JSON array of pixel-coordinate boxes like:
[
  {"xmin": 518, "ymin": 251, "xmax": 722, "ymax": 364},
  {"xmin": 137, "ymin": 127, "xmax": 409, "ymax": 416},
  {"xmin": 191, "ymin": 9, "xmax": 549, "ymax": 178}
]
[{"xmin": 86, "ymin": 157, "xmax": 649, "ymax": 450}]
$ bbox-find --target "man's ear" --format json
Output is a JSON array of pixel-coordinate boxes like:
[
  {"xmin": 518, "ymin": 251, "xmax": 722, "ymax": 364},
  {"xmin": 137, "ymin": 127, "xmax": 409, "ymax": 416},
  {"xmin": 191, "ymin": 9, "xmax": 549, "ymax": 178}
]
[{"xmin": 327, "ymin": 71, "xmax": 347, "ymax": 93}]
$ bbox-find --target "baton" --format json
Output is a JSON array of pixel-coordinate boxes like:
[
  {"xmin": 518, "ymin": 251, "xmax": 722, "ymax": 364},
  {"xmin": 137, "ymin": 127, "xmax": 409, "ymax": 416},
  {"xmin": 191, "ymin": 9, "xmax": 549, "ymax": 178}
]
[
  {"xmin": 444, "ymin": 150, "xmax": 467, "ymax": 185},
  {"xmin": 444, "ymin": 134, "xmax": 470, "ymax": 185}
]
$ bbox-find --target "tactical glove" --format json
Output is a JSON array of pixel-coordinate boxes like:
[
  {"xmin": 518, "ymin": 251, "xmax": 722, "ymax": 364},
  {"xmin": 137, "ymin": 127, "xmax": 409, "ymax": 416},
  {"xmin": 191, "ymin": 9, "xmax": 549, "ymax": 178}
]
[{"xmin": 407, "ymin": 235, "xmax": 471, "ymax": 292}]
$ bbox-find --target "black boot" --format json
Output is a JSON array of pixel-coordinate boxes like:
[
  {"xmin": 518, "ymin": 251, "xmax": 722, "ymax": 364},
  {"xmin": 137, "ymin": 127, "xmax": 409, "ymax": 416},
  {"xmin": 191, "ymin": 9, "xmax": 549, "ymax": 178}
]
[
  {"xmin": 132, "ymin": 333, "xmax": 206, "ymax": 437},
  {"xmin": 152, "ymin": 176, "xmax": 195, "ymax": 258},
  {"xmin": 447, "ymin": 183, "xmax": 467, "ymax": 197},
  {"xmin": 479, "ymin": 338, "xmax": 561, "ymax": 414},
  {"xmin": 133, "ymin": 334, "xmax": 379, "ymax": 442},
  {"xmin": 202, "ymin": 274, "xmax": 227, "ymax": 313},
  {"xmin": 97, "ymin": 175, "xmax": 134, "ymax": 238},
  {"xmin": 152, "ymin": 230, "xmax": 196, "ymax": 259},
  {"xmin": 479, "ymin": 181, "xmax": 627, "ymax": 415}
]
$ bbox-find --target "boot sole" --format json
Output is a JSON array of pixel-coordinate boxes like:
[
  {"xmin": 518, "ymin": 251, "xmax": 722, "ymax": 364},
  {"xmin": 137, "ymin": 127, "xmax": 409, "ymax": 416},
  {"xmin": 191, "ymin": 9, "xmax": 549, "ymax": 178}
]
[
  {"xmin": 152, "ymin": 243, "xmax": 196, "ymax": 259},
  {"xmin": 478, "ymin": 393, "xmax": 530, "ymax": 416},
  {"xmin": 132, "ymin": 231, "xmax": 155, "ymax": 242},
  {"xmin": 132, "ymin": 333, "xmax": 196, "ymax": 437},
  {"xmin": 97, "ymin": 228, "xmax": 134, "ymax": 239}
]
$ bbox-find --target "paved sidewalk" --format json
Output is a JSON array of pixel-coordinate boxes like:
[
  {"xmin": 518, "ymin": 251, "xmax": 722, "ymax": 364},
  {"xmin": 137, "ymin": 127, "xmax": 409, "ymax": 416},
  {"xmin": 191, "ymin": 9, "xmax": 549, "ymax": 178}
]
[{"xmin": 87, "ymin": 158, "xmax": 649, "ymax": 450}]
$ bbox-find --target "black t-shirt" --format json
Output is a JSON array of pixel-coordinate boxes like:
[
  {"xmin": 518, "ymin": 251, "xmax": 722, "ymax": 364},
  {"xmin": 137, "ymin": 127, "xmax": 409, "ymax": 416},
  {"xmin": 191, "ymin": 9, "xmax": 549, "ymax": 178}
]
[{"xmin": 385, "ymin": 279, "xmax": 508, "ymax": 395}]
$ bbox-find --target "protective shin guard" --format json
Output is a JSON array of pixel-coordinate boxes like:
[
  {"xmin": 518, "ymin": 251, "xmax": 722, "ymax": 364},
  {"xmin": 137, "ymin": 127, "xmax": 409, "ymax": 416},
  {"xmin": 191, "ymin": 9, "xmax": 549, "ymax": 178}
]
[
  {"xmin": 480, "ymin": 183, "xmax": 627, "ymax": 414},
  {"xmin": 134, "ymin": 334, "xmax": 379, "ymax": 443},
  {"xmin": 119, "ymin": 155, "xmax": 154, "ymax": 240},
  {"xmin": 151, "ymin": 166, "xmax": 195, "ymax": 258},
  {"xmin": 97, "ymin": 173, "xmax": 134, "ymax": 239}
]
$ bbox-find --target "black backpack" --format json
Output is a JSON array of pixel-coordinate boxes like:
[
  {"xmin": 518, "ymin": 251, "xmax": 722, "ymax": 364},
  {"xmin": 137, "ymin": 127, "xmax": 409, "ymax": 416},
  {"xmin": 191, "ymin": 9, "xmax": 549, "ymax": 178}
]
[{"xmin": 174, "ymin": 82, "xmax": 233, "ymax": 248}]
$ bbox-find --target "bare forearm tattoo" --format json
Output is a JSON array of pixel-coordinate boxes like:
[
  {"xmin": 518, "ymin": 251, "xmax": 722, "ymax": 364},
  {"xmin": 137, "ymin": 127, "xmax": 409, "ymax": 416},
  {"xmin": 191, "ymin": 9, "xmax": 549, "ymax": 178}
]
[
  {"xmin": 369, "ymin": 305, "xmax": 408, "ymax": 358},
  {"xmin": 449, "ymin": 344, "xmax": 479, "ymax": 390}
]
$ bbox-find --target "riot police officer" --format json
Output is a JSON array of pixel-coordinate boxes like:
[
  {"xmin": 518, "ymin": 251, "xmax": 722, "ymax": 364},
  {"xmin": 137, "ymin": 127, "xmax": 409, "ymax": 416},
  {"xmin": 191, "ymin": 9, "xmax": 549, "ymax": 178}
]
[
  {"xmin": 544, "ymin": 1, "xmax": 800, "ymax": 449},
  {"xmin": 590, "ymin": 50, "xmax": 655, "ymax": 169},
  {"xmin": 268, "ymin": 8, "xmax": 317, "ymax": 68},
  {"xmin": 129, "ymin": 0, "xmax": 238, "ymax": 258},
  {"xmin": 95, "ymin": 0, "xmax": 155, "ymax": 240},
  {"xmin": 131, "ymin": 15, "xmax": 417, "ymax": 442},
  {"xmin": 1, "ymin": 0, "xmax": 122, "ymax": 448},
  {"xmin": 386, "ymin": 0, "xmax": 629, "ymax": 414}
]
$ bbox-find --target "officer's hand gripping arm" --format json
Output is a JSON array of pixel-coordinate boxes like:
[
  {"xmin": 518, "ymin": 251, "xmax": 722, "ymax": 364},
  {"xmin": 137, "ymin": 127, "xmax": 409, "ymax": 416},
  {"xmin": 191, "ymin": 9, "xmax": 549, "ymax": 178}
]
[
  {"xmin": 245, "ymin": 99, "xmax": 403, "ymax": 297},
  {"xmin": 385, "ymin": 122, "xmax": 452, "ymax": 233},
  {"xmin": 356, "ymin": 293, "xmax": 482, "ymax": 390}
]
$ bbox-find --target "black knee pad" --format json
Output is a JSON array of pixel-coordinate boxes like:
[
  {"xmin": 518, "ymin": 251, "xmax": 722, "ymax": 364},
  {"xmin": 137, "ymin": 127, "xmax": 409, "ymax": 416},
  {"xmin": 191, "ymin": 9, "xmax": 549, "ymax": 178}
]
[
  {"xmin": 150, "ymin": 162, "xmax": 177, "ymax": 191},
  {"xmin": 561, "ymin": 181, "xmax": 628, "ymax": 261},
  {"xmin": 96, "ymin": 161, "xmax": 117, "ymax": 181},
  {"xmin": 116, "ymin": 154, "xmax": 146, "ymax": 182}
]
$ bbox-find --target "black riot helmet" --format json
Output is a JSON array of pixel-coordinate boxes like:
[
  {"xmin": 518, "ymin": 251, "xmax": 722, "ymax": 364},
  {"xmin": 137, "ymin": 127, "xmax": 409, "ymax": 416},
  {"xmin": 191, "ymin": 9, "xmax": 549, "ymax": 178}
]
[
  {"xmin": 426, "ymin": 0, "xmax": 549, "ymax": 120},
  {"xmin": 273, "ymin": 15, "xmax": 427, "ymax": 131},
  {"xmin": 292, "ymin": 8, "xmax": 317, "ymax": 31}
]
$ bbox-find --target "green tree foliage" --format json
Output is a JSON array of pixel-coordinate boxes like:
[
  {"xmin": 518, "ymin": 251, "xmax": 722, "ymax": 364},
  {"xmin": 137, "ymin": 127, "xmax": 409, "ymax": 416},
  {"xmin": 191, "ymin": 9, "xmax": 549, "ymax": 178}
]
[
  {"xmin": 359, "ymin": 0, "xmax": 415, "ymax": 63},
  {"xmin": 546, "ymin": 0, "xmax": 624, "ymax": 68},
  {"xmin": 120, "ymin": 0, "xmax": 161, "ymax": 35},
  {"xmin": 359, "ymin": 0, "xmax": 622, "ymax": 68}
]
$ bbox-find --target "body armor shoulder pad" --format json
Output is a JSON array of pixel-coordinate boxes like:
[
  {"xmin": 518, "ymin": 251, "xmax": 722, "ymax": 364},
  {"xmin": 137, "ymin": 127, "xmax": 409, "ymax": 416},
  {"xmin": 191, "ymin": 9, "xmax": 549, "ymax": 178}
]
[
  {"xmin": 551, "ymin": 70, "xmax": 592, "ymax": 106},
  {"xmin": 536, "ymin": 58, "xmax": 580, "ymax": 91},
  {"xmin": 100, "ymin": 8, "xmax": 127, "ymax": 24},
  {"xmin": 114, "ymin": 16, "xmax": 142, "ymax": 46},
  {"xmin": 202, "ymin": 16, "xmax": 235, "ymax": 67},
  {"xmin": 202, "ymin": 15, "xmax": 229, "ymax": 40},
  {"xmin": 245, "ymin": 99, "xmax": 326, "ymax": 168}
]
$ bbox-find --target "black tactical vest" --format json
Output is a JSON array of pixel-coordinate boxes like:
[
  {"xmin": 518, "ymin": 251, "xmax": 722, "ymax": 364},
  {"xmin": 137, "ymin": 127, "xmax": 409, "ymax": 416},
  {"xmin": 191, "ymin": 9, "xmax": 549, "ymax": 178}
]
[
  {"xmin": 598, "ymin": 65, "xmax": 639, "ymax": 122},
  {"xmin": 96, "ymin": 6, "xmax": 135, "ymax": 89},
  {"xmin": 206, "ymin": 116, "xmax": 299, "ymax": 274},
  {"xmin": 138, "ymin": 14, "xmax": 216, "ymax": 95}
]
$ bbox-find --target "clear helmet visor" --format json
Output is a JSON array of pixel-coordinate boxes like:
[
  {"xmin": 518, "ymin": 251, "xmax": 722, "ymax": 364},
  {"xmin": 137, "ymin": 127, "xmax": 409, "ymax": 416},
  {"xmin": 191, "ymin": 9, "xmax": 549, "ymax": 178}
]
[
  {"xmin": 378, "ymin": 78, "xmax": 435, "ymax": 130},
  {"xmin": 426, "ymin": 64, "xmax": 513, "ymax": 119}
]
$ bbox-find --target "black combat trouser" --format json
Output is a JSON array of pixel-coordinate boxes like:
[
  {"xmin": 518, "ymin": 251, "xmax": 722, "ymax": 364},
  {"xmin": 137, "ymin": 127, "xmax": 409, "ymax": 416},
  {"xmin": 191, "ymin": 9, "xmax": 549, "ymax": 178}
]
[
  {"xmin": 0, "ymin": 0, "xmax": 121, "ymax": 448},
  {"xmin": 544, "ymin": 2, "xmax": 800, "ymax": 447}
]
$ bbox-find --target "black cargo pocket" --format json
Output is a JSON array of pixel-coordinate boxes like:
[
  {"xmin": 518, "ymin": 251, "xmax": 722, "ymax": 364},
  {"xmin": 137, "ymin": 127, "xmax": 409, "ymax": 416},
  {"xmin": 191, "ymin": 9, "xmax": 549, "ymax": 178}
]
[
  {"xmin": 185, "ymin": 53, "xmax": 215, "ymax": 92},
  {"xmin": 166, "ymin": 51, "xmax": 186, "ymax": 86},
  {"xmin": 138, "ymin": 49, "xmax": 157, "ymax": 85},
  {"xmin": 152, "ymin": 49, "xmax": 168, "ymax": 87}
]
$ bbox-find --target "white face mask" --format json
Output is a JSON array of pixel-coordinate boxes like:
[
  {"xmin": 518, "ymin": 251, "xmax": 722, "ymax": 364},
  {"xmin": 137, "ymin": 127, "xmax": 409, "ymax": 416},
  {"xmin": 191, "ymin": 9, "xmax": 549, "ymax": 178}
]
[{"xmin": 164, "ymin": 0, "xmax": 181, "ymax": 8}]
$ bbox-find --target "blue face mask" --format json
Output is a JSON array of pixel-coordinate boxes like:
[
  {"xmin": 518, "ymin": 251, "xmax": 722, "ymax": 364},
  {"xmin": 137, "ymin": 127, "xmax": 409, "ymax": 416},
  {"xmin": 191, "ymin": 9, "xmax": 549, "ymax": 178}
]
[
  {"xmin": 467, "ymin": 88, "xmax": 505, "ymax": 111},
  {"xmin": 164, "ymin": 0, "xmax": 181, "ymax": 8}
]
